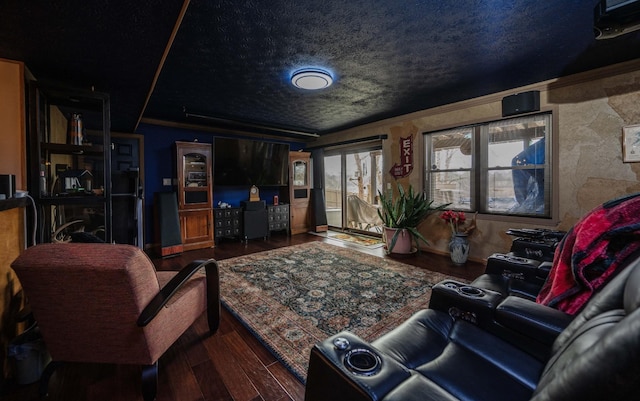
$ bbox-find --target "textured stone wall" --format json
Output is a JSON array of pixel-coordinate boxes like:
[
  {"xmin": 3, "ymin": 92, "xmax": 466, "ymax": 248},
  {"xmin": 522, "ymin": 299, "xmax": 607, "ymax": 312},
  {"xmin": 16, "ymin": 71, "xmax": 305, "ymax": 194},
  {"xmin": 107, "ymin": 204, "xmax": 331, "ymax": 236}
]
[
  {"xmin": 554, "ymin": 70, "xmax": 640, "ymax": 230},
  {"xmin": 310, "ymin": 61, "xmax": 640, "ymax": 262}
]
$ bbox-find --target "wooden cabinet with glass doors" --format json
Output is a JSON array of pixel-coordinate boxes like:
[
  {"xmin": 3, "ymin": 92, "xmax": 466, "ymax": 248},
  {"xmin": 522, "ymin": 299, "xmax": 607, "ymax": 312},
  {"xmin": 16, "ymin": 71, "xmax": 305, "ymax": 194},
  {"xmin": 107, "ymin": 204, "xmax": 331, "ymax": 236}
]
[
  {"xmin": 289, "ymin": 151, "xmax": 311, "ymax": 235},
  {"xmin": 175, "ymin": 141, "xmax": 214, "ymax": 250}
]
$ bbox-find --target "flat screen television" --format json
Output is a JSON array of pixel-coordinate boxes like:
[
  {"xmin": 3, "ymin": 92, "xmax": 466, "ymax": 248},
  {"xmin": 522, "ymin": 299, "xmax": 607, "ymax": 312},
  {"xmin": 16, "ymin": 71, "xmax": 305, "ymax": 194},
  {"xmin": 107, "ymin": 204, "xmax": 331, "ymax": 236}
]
[{"xmin": 214, "ymin": 138, "xmax": 289, "ymax": 186}]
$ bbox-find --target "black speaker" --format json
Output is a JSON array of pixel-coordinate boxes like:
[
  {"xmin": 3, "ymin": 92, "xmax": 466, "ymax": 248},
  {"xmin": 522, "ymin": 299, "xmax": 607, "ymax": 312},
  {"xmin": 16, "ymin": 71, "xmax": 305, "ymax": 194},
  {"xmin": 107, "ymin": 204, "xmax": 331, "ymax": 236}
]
[
  {"xmin": 311, "ymin": 188, "xmax": 328, "ymax": 232},
  {"xmin": 241, "ymin": 200, "xmax": 266, "ymax": 211},
  {"xmin": 243, "ymin": 209, "xmax": 269, "ymax": 240},
  {"xmin": 154, "ymin": 192, "xmax": 183, "ymax": 257},
  {"xmin": 0, "ymin": 174, "xmax": 16, "ymax": 199},
  {"xmin": 502, "ymin": 91, "xmax": 540, "ymax": 117}
]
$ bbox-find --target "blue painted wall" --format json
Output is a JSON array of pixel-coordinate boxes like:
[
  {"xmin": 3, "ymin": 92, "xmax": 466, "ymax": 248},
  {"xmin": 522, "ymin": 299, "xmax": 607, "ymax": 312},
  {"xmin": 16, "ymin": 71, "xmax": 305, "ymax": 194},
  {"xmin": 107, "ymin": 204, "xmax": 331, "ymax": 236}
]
[{"xmin": 136, "ymin": 123, "xmax": 304, "ymax": 245}]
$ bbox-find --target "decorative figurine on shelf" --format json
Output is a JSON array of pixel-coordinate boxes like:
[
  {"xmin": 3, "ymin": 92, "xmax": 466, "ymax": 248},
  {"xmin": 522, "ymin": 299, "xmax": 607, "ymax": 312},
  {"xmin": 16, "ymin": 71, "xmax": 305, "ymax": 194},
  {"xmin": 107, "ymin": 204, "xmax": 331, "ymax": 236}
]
[
  {"xmin": 440, "ymin": 210, "xmax": 477, "ymax": 265},
  {"xmin": 79, "ymin": 169, "xmax": 93, "ymax": 192}
]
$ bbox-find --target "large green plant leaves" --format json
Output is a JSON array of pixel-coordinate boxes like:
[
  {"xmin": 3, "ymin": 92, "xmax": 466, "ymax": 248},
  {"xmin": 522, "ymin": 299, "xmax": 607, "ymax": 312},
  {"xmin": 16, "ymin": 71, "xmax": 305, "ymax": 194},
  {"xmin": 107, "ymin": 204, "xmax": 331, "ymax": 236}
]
[{"xmin": 377, "ymin": 183, "xmax": 449, "ymax": 252}]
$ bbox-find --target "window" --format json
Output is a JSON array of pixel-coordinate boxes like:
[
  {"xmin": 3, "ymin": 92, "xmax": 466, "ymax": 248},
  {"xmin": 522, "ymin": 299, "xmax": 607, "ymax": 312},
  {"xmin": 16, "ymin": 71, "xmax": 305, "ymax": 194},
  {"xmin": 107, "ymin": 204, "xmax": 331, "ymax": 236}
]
[
  {"xmin": 425, "ymin": 113, "xmax": 552, "ymax": 218},
  {"xmin": 425, "ymin": 128, "xmax": 474, "ymax": 210}
]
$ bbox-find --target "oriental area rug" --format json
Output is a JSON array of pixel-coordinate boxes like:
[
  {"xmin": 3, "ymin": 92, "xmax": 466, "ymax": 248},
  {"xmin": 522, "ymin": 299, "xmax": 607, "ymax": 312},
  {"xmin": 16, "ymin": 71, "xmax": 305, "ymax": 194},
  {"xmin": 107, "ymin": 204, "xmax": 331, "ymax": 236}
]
[{"xmin": 217, "ymin": 242, "xmax": 463, "ymax": 383}]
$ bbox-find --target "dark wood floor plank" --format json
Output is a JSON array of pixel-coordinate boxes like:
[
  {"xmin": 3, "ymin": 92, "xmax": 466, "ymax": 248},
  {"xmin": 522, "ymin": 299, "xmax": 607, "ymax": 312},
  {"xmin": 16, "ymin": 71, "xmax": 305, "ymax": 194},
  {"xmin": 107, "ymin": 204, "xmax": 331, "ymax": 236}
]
[
  {"xmin": 220, "ymin": 305, "xmax": 250, "ymax": 337},
  {"xmin": 192, "ymin": 316, "xmax": 261, "ymax": 401},
  {"xmin": 161, "ymin": 334, "xmax": 205, "ymax": 401},
  {"xmin": 206, "ymin": 336, "xmax": 259, "ymax": 401},
  {"xmin": 266, "ymin": 362, "xmax": 305, "ymax": 401},
  {"xmin": 192, "ymin": 360, "xmax": 233, "ymax": 401},
  {"xmin": 222, "ymin": 307, "xmax": 278, "ymax": 367},
  {"xmin": 178, "ymin": 313, "xmax": 217, "ymax": 368},
  {"xmin": 185, "ymin": 313, "xmax": 235, "ymax": 401},
  {"xmin": 222, "ymin": 330, "xmax": 289, "ymax": 401},
  {"xmin": 94, "ymin": 364, "xmax": 141, "ymax": 401}
]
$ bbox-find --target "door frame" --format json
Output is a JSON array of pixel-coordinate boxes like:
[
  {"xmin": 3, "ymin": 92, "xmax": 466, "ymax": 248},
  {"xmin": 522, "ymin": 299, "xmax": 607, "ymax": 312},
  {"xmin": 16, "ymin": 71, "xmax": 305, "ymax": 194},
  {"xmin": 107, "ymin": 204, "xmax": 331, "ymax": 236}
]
[{"xmin": 324, "ymin": 144, "xmax": 383, "ymax": 235}]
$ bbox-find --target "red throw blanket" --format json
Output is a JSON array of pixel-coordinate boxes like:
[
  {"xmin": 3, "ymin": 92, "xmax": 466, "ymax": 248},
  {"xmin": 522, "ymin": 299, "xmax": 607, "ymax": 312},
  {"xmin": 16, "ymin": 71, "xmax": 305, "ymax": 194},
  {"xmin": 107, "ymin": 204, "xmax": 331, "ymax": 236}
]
[{"xmin": 537, "ymin": 193, "xmax": 640, "ymax": 314}]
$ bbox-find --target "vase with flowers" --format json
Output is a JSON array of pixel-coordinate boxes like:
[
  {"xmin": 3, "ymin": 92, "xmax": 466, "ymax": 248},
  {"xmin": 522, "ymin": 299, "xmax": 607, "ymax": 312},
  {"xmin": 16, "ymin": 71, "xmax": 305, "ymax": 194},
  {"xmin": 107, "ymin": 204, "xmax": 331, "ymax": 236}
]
[{"xmin": 440, "ymin": 210, "xmax": 476, "ymax": 265}]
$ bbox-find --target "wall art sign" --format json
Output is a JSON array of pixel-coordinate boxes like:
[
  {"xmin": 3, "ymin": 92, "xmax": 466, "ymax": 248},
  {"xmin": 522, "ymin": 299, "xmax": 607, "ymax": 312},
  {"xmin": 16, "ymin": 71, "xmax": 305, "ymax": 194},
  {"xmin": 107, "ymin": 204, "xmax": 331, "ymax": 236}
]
[
  {"xmin": 390, "ymin": 135, "xmax": 413, "ymax": 178},
  {"xmin": 623, "ymin": 124, "xmax": 640, "ymax": 163}
]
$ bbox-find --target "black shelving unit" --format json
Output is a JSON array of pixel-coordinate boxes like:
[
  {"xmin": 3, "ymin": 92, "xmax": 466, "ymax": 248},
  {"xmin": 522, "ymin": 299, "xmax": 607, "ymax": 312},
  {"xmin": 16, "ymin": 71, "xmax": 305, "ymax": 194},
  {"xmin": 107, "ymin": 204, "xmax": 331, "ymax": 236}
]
[{"xmin": 27, "ymin": 81, "xmax": 111, "ymax": 243}]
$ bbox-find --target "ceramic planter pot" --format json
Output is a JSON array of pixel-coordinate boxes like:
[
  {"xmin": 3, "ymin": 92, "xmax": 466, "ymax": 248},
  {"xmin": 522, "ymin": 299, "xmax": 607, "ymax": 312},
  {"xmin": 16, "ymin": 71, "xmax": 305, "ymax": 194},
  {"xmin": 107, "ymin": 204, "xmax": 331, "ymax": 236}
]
[{"xmin": 383, "ymin": 227, "xmax": 414, "ymax": 254}]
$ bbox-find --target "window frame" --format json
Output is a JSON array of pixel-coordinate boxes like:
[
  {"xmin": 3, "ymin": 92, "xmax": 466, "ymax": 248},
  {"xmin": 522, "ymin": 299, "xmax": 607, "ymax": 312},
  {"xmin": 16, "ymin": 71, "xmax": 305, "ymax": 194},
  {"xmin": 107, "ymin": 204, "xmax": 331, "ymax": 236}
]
[
  {"xmin": 424, "ymin": 111, "xmax": 556, "ymax": 221},
  {"xmin": 423, "ymin": 126, "xmax": 477, "ymax": 211}
]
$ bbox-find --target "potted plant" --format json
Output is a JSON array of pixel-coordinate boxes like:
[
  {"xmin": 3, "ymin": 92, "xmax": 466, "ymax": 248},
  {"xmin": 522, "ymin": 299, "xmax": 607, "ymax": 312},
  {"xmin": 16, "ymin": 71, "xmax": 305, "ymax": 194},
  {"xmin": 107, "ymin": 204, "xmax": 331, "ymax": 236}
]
[{"xmin": 377, "ymin": 183, "xmax": 449, "ymax": 254}]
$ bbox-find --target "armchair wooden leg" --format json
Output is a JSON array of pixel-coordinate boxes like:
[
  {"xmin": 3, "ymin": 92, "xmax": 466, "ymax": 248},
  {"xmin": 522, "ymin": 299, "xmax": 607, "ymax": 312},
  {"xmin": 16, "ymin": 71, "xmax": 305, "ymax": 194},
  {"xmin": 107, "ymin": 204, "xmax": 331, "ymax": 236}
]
[
  {"xmin": 141, "ymin": 362, "xmax": 158, "ymax": 401},
  {"xmin": 39, "ymin": 361, "xmax": 64, "ymax": 398}
]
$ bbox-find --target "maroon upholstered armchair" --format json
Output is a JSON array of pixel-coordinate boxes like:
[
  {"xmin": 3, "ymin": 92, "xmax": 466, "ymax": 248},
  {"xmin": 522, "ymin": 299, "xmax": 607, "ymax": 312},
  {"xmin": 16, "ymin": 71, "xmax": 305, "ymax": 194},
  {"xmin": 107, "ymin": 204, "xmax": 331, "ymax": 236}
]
[{"xmin": 11, "ymin": 243, "xmax": 219, "ymax": 401}]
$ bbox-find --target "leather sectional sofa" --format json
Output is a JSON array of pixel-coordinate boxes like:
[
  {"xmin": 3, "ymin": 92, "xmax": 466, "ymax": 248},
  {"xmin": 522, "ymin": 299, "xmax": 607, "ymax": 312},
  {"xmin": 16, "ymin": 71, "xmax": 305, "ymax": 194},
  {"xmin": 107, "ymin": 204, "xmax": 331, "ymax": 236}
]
[{"xmin": 303, "ymin": 253, "xmax": 640, "ymax": 401}]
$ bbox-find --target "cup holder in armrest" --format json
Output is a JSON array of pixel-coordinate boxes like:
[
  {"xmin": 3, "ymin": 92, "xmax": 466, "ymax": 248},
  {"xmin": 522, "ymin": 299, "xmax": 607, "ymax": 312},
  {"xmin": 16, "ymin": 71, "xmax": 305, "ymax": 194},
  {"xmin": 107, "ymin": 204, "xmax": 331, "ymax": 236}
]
[
  {"xmin": 439, "ymin": 281, "xmax": 485, "ymax": 297},
  {"xmin": 444, "ymin": 282, "xmax": 459, "ymax": 290},
  {"xmin": 430, "ymin": 281, "xmax": 502, "ymax": 326},
  {"xmin": 344, "ymin": 348, "xmax": 382, "ymax": 376},
  {"xmin": 458, "ymin": 286, "xmax": 485, "ymax": 297}
]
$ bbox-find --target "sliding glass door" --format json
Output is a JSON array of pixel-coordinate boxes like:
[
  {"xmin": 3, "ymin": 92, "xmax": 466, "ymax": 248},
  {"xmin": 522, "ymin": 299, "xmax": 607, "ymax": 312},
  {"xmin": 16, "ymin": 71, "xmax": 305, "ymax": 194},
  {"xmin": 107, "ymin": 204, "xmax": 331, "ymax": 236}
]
[
  {"xmin": 324, "ymin": 154, "xmax": 343, "ymax": 228},
  {"xmin": 324, "ymin": 146, "xmax": 383, "ymax": 234}
]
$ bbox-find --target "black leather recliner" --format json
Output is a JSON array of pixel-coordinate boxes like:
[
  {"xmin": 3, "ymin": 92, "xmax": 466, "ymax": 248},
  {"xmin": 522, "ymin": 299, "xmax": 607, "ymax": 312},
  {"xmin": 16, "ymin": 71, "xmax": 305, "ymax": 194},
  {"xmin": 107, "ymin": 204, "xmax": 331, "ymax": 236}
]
[
  {"xmin": 474, "ymin": 193, "xmax": 640, "ymax": 309},
  {"xmin": 435, "ymin": 230, "xmax": 555, "ymax": 307},
  {"xmin": 469, "ymin": 252, "xmax": 553, "ymax": 302},
  {"xmin": 467, "ymin": 228, "xmax": 564, "ymax": 302},
  {"xmin": 304, "ymin": 255, "xmax": 640, "ymax": 401}
]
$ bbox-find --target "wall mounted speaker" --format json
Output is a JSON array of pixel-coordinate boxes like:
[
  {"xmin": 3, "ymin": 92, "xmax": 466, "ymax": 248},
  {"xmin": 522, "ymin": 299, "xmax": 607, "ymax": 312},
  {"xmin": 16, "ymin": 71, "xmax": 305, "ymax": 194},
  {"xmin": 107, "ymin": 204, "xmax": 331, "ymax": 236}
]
[{"xmin": 502, "ymin": 91, "xmax": 540, "ymax": 117}]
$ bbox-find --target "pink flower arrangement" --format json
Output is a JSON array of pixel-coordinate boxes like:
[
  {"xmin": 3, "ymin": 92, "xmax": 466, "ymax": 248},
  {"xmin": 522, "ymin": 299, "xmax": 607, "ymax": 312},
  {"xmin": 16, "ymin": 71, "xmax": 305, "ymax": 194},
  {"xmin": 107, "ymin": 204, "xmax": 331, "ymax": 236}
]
[{"xmin": 440, "ymin": 210, "xmax": 467, "ymax": 235}]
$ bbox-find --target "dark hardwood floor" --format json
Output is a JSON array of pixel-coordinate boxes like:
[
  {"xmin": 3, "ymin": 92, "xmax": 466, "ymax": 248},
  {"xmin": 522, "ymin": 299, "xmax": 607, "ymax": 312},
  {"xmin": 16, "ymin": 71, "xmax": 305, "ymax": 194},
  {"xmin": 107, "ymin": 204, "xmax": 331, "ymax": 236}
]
[{"xmin": 4, "ymin": 232, "xmax": 484, "ymax": 401}]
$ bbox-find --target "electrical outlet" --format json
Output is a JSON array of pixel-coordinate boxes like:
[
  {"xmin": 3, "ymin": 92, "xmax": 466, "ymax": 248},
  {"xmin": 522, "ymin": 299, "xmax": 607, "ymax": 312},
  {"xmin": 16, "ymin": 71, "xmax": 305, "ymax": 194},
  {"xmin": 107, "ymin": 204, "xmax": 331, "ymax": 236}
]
[{"xmin": 162, "ymin": 178, "xmax": 171, "ymax": 186}]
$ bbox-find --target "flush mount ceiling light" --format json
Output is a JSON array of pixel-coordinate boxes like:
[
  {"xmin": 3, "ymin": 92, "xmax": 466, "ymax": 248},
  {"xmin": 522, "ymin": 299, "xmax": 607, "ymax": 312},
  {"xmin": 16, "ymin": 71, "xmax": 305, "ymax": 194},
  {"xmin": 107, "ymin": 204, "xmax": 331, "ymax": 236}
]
[{"xmin": 291, "ymin": 68, "xmax": 333, "ymax": 90}]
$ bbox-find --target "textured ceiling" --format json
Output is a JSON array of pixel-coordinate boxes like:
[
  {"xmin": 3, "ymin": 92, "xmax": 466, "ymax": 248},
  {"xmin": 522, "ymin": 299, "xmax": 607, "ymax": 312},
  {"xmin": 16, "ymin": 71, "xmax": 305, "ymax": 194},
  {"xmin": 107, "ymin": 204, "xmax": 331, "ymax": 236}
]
[
  {"xmin": 0, "ymin": 0, "xmax": 183, "ymax": 133},
  {"xmin": 2, "ymin": 1, "xmax": 640, "ymax": 138}
]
